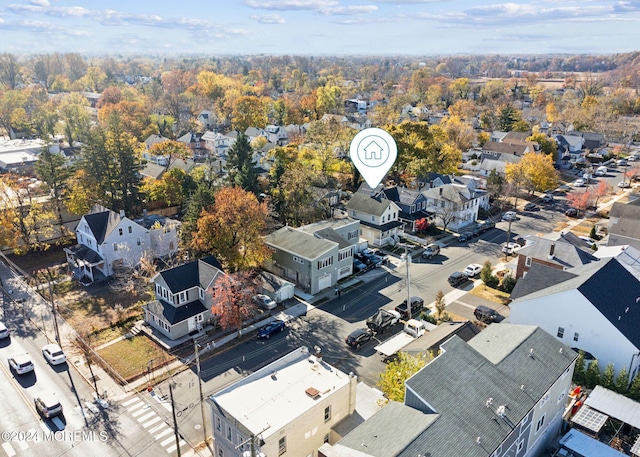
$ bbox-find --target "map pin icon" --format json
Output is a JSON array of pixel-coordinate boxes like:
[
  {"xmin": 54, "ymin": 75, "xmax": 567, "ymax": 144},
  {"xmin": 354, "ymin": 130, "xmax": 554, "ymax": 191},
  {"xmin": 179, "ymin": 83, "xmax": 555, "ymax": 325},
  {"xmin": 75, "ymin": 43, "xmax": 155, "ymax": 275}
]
[{"xmin": 349, "ymin": 128, "xmax": 397, "ymax": 189}]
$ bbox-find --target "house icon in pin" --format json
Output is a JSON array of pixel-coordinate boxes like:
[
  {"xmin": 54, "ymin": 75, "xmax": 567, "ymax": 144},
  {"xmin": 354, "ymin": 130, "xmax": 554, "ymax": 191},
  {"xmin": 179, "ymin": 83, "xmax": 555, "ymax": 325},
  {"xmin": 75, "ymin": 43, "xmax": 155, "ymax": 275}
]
[{"xmin": 363, "ymin": 140, "xmax": 384, "ymax": 161}]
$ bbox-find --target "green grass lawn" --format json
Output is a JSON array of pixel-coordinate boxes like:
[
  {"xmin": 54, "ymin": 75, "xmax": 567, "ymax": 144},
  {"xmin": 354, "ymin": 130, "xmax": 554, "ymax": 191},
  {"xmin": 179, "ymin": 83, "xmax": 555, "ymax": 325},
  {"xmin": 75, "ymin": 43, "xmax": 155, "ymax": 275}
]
[{"xmin": 97, "ymin": 335, "xmax": 174, "ymax": 382}]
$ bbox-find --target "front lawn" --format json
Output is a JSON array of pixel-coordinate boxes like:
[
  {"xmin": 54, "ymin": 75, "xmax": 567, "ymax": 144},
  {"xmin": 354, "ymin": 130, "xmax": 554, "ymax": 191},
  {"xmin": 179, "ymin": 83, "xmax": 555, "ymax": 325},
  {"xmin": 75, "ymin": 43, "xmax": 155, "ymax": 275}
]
[
  {"xmin": 97, "ymin": 335, "xmax": 175, "ymax": 382},
  {"xmin": 469, "ymin": 285, "xmax": 511, "ymax": 306}
]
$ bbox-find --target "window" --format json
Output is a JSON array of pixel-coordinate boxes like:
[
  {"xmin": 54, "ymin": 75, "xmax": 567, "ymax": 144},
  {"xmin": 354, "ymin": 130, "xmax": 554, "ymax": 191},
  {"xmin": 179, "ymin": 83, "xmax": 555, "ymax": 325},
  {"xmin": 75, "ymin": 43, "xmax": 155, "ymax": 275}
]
[
  {"xmin": 347, "ymin": 230, "xmax": 358, "ymax": 240},
  {"xmin": 178, "ymin": 291, "xmax": 187, "ymax": 304},
  {"xmin": 113, "ymin": 243, "xmax": 118, "ymax": 252},
  {"xmin": 215, "ymin": 416, "xmax": 221, "ymax": 432},
  {"xmin": 351, "ymin": 210, "xmax": 356, "ymax": 217},
  {"xmin": 119, "ymin": 228, "xmax": 123, "ymax": 236},
  {"xmin": 324, "ymin": 405, "xmax": 331, "ymax": 422},
  {"xmin": 237, "ymin": 435, "xmax": 245, "ymax": 451},
  {"xmin": 137, "ymin": 238, "xmax": 141, "ymax": 246},
  {"xmin": 525, "ymin": 257, "xmax": 532, "ymax": 267},
  {"xmin": 517, "ymin": 440, "xmax": 524, "ymax": 452},
  {"xmin": 371, "ymin": 215, "xmax": 375, "ymax": 222},
  {"xmin": 199, "ymin": 289, "xmax": 205, "ymax": 300},
  {"xmin": 557, "ymin": 327, "xmax": 564, "ymax": 338},
  {"xmin": 574, "ymin": 332, "xmax": 579, "ymax": 342},
  {"xmin": 324, "ymin": 433, "xmax": 330, "ymax": 444},
  {"xmin": 278, "ymin": 437, "xmax": 286, "ymax": 455},
  {"xmin": 338, "ymin": 248, "xmax": 353, "ymax": 261},
  {"xmin": 226, "ymin": 426, "xmax": 232, "ymax": 441},
  {"xmin": 217, "ymin": 447, "xmax": 224, "ymax": 457},
  {"xmin": 535, "ymin": 415, "xmax": 545, "ymax": 433},
  {"xmin": 128, "ymin": 226, "xmax": 132, "ymax": 233},
  {"xmin": 317, "ymin": 256, "xmax": 333, "ymax": 269},
  {"xmin": 540, "ymin": 392, "xmax": 549, "ymax": 408},
  {"xmin": 558, "ymin": 390, "xmax": 566, "ymax": 404},
  {"xmin": 293, "ymin": 256, "xmax": 304, "ymax": 264}
]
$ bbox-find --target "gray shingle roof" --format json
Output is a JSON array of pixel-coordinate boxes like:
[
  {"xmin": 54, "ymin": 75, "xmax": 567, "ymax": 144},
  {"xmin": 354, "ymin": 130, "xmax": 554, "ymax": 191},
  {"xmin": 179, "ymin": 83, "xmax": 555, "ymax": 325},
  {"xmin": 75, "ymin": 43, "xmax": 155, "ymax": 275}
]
[
  {"xmin": 345, "ymin": 192, "xmax": 393, "ymax": 217},
  {"xmin": 83, "ymin": 207, "xmax": 122, "ymax": 244},
  {"xmin": 515, "ymin": 236, "xmax": 597, "ymax": 270},
  {"xmin": 264, "ymin": 226, "xmax": 335, "ymax": 260},
  {"xmin": 396, "ymin": 325, "xmax": 576, "ymax": 457},
  {"xmin": 146, "ymin": 299, "xmax": 207, "ymax": 325},
  {"xmin": 158, "ymin": 255, "xmax": 223, "ymax": 293},
  {"xmin": 510, "ymin": 263, "xmax": 578, "ymax": 300}
]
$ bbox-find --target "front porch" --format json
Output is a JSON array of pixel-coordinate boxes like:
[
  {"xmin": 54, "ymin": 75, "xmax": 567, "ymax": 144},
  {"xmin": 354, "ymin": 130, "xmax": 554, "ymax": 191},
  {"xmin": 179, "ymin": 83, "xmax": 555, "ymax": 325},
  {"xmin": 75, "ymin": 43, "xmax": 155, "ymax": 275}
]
[{"xmin": 64, "ymin": 244, "xmax": 107, "ymax": 285}]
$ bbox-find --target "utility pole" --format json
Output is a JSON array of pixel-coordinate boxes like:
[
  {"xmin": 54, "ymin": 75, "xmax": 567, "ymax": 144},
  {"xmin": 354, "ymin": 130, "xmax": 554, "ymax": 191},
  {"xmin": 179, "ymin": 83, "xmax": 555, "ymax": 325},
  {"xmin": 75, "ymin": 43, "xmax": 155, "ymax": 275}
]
[
  {"xmin": 48, "ymin": 282, "xmax": 61, "ymax": 345},
  {"xmin": 194, "ymin": 341, "xmax": 208, "ymax": 447},
  {"xmin": 169, "ymin": 381, "xmax": 182, "ymax": 457},
  {"xmin": 504, "ymin": 219, "xmax": 513, "ymax": 261},
  {"xmin": 405, "ymin": 246, "xmax": 412, "ymax": 310}
]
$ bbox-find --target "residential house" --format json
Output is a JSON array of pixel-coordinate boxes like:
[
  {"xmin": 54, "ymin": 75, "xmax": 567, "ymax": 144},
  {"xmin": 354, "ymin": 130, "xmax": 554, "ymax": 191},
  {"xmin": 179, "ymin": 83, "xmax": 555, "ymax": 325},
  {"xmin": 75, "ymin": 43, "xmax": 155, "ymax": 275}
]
[
  {"xmin": 264, "ymin": 220, "xmax": 357, "ymax": 294},
  {"xmin": 344, "ymin": 98, "xmax": 368, "ymax": 114},
  {"xmin": 320, "ymin": 324, "xmax": 577, "ymax": 457},
  {"xmin": 284, "ymin": 124, "xmax": 306, "ymax": 142},
  {"xmin": 509, "ymin": 247, "xmax": 640, "ymax": 380},
  {"xmin": 244, "ymin": 126, "xmax": 268, "ymax": 143},
  {"xmin": 490, "ymin": 131, "xmax": 509, "ymax": 142},
  {"xmin": 478, "ymin": 151, "xmax": 521, "ymax": 176},
  {"xmin": 555, "ymin": 133, "xmax": 585, "ymax": 164},
  {"xmin": 582, "ymin": 132, "xmax": 606, "ymax": 151},
  {"xmin": 607, "ymin": 198, "xmax": 640, "ymax": 251},
  {"xmin": 481, "ymin": 140, "xmax": 535, "ymax": 157},
  {"xmin": 345, "ymin": 114, "xmax": 371, "ymax": 131},
  {"xmin": 345, "ymin": 187, "xmax": 403, "ymax": 247},
  {"xmin": 513, "ymin": 234, "xmax": 598, "ymax": 279},
  {"xmin": 502, "ymin": 131, "xmax": 532, "ymax": 143},
  {"xmin": 256, "ymin": 271, "xmax": 295, "ymax": 304},
  {"xmin": 177, "ymin": 131, "xmax": 206, "ymax": 158},
  {"xmin": 421, "ymin": 182, "xmax": 488, "ymax": 231},
  {"xmin": 64, "ymin": 204, "xmax": 180, "ymax": 284},
  {"xmin": 201, "ymin": 131, "xmax": 234, "ymax": 158},
  {"xmin": 197, "ymin": 110, "xmax": 215, "ymax": 130},
  {"xmin": 139, "ymin": 158, "xmax": 198, "ymax": 181},
  {"xmin": 208, "ymin": 346, "xmax": 357, "ymax": 457},
  {"xmin": 265, "ymin": 124, "xmax": 289, "ymax": 146},
  {"xmin": 143, "ymin": 256, "xmax": 223, "ymax": 340},
  {"xmin": 142, "ymin": 134, "xmax": 170, "ymax": 165},
  {"xmin": 378, "ymin": 186, "xmax": 430, "ymax": 233}
]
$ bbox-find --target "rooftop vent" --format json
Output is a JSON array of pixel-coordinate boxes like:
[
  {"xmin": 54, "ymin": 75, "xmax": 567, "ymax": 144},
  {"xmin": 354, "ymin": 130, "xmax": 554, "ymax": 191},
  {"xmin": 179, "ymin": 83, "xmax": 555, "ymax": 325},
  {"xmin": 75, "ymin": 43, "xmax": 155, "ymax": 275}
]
[{"xmin": 305, "ymin": 387, "xmax": 320, "ymax": 399}]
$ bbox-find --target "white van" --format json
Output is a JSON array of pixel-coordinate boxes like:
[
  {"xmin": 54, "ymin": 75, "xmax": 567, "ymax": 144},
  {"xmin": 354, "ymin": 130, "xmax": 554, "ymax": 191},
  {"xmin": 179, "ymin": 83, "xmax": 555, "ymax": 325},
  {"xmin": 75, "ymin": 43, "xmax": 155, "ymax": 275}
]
[{"xmin": 595, "ymin": 166, "xmax": 608, "ymax": 176}]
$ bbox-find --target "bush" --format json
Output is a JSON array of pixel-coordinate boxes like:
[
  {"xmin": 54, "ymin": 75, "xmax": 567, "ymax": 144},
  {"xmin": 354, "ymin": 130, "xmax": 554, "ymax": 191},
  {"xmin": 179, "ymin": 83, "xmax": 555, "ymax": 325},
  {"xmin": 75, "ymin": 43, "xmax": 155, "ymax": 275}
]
[
  {"xmin": 422, "ymin": 312, "xmax": 437, "ymax": 324},
  {"xmin": 499, "ymin": 275, "xmax": 517, "ymax": 293},
  {"xmin": 484, "ymin": 275, "xmax": 499, "ymax": 288}
]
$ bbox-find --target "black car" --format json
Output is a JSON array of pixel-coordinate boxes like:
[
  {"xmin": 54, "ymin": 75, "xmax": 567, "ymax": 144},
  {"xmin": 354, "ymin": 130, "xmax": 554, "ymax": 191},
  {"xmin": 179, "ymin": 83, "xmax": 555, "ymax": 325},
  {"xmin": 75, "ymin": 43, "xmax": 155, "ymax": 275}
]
[
  {"xmin": 565, "ymin": 208, "xmax": 578, "ymax": 217},
  {"xmin": 474, "ymin": 305, "xmax": 504, "ymax": 324},
  {"xmin": 458, "ymin": 231, "xmax": 474, "ymax": 242},
  {"xmin": 523, "ymin": 203, "xmax": 537, "ymax": 211},
  {"xmin": 448, "ymin": 271, "xmax": 467, "ymax": 287},
  {"xmin": 345, "ymin": 328, "xmax": 374, "ymax": 349},
  {"xmin": 395, "ymin": 296, "xmax": 425, "ymax": 320}
]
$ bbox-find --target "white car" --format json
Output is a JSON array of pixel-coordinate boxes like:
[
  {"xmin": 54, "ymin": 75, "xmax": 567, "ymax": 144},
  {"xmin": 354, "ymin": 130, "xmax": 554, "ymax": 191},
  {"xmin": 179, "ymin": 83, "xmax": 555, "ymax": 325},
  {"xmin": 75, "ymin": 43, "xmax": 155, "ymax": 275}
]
[
  {"xmin": 42, "ymin": 343, "xmax": 66, "ymax": 365},
  {"xmin": 0, "ymin": 322, "xmax": 9, "ymax": 339},
  {"xmin": 8, "ymin": 354, "xmax": 34, "ymax": 375},
  {"xmin": 463, "ymin": 264, "xmax": 483, "ymax": 278},
  {"xmin": 252, "ymin": 294, "xmax": 277, "ymax": 310},
  {"xmin": 502, "ymin": 211, "xmax": 518, "ymax": 222},
  {"xmin": 502, "ymin": 242, "xmax": 521, "ymax": 255},
  {"xmin": 578, "ymin": 236, "xmax": 597, "ymax": 249},
  {"xmin": 574, "ymin": 179, "xmax": 585, "ymax": 187},
  {"xmin": 618, "ymin": 181, "xmax": 631, "ymax": 188}
]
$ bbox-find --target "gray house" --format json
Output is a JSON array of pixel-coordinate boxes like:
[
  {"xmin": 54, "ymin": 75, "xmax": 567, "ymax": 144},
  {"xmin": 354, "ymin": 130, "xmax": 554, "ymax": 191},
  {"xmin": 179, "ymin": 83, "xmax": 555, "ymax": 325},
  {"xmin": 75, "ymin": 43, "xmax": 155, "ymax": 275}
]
[
  {"xmin": 607, "ymin": 198, "xmax": 640, "ymax": 250},
  {"xmin": 264, "ymin": 222, "xmax": 356, "ymax": 295},
  {"xmin": 320, "ymin": 324, "xmax": 577, "ymax": 457},
  {"xmin": 143, "ymin": 256, "xmax": 223, "ymax": 340},
  {"xmin": 346, "ymin": 186, "xmax": 403, "ymax": 247}
]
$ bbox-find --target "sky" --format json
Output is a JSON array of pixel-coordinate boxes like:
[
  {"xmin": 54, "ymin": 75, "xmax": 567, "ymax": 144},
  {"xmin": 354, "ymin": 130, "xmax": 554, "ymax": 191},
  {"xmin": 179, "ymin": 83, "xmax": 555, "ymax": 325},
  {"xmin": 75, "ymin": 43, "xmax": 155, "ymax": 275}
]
[{"xmin": 1, "ymin": 0, "xmax": 640, "ymax": 56}]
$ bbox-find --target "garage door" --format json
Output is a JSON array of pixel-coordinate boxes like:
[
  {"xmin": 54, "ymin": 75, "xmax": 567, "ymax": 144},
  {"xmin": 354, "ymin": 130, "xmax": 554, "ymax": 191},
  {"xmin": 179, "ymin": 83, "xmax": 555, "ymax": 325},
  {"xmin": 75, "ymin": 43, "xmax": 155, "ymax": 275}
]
[{"xmin": 318, "ymin": 274, "xmax": 332, "ymax": 291}]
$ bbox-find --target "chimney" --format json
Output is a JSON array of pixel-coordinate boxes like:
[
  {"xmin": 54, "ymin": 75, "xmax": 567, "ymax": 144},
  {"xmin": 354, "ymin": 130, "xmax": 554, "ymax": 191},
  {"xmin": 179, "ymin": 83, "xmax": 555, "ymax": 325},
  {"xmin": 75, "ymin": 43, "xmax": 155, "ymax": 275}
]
[
  {"xmin": 314, "ymin": 346, "xmax": 322, "ymax": 364},
  {"xmin": 548, "ymin": 243, "xmax": 555, "ymax": 259},
  {"xmin": 119, "ymin": 209, "xmax": 125, "ymax": 218}
]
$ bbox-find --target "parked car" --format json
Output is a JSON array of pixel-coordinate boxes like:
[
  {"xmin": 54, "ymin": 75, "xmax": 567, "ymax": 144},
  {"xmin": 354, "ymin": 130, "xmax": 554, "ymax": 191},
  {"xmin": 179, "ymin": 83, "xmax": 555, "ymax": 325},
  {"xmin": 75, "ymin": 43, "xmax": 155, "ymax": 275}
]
[
  {"xmin": 372, "ymin": 249, "xmax": 389, "ymax": 264},
  {"xmin": 257, "ymin": 320, "xmax": 286, "ymax": 339},
  {"xmin": 502, "ymin": 242, "xmax": 521, "ymax": 255},
  {"xmin": 252, "ymin": 294, "xmax": 277, "ymax": 310},
  {"xmin": 565, "ymin": 208, "xmax": 578, "ymax": 217},
  {"xmin": 42, "ymin": 344, "xmax": 66, "ymax": 365},
  {"xmin": 502, "ymin": 211, "xmax": 518, "ymax": 222},
  {"xmin": 34, "ymin": 393, "xmax": 63, "ymax": 419},
  {"xmin": 366, "ymin": 309, "xmax": 401, "ymax": 334},
  {"xmin": 515, "ymin": 236, "xmax": 527, "ymax": 246},
  {"xmin": 595, "ymin": 166, "xmax": 608, "ymax": 176},
  {"xmin": 345, "ymin": 328, "xmax": 374, "ymax": 349},
  {"xmin": 573, "ymin": 178, "xmax": 585, "ymax": 187},
  {"xmin": 523, "ymin": 203, "xmax": 537, "ymax": 211},
  {"xmin": 457, "ymin": 231, "xmax": 474, "ymax": 242},
  {"xmin": 474, "ymin": 305, "xmax": 504, "ymax": 324},
  {"xmin": 395, "ymin": 296, "xmax": 425, "ymax": 319},
  {"xmin": 8, "ymin": 354, "xmax": 34, "ymax": 375},
  {"xmin": 421, "ymin": 243, "xmax": 441, "ymax": 259},
  {"xmin": 541, "ymin": 193, "xmax": 554, "ymax": 203},
  {"xmin": 353, "ymin": 259, "xmax": 367, "ymax": 273},
  {"xmin": 477, "ymin": 220, "xmax": 496, "ymax": 233},
  {"xmin": 617, "ymin": 159, "xmax": 628, "ymax": 167},
  {"xmin": 463, "ymin": 264, "xmax": 483, "ymax": 278},
  {"xmin": 618, "ymin": 181, "xmax": 631, "ymax": 188},
  {"xmin": 447, "ymin": 271, "xmax": 467, "ymax": 287},
  {"xmin": 0, "ymin": 322, "xmax": 9, "ymax": 339},
  {"xmin": 579, "ymin": 236, "xmax": 597, "ymax": 249}
]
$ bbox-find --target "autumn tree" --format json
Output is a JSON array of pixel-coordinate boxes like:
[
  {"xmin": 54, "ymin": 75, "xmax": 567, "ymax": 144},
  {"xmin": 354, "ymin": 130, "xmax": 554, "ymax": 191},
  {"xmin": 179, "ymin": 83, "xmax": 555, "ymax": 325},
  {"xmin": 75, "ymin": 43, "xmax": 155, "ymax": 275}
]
[
  {"xmin": 315, "ymin": 81, "xmax": 342, "ymax": 117},
  {"xmin": 519, "ymin": 153, "xmax": 559, "ymax": 194},
  {"xmin": 274, "ymin": 162, "xmax": 322, "ymax": 226},
  {"xmin": 526, "ymin": 132, "xmax": 557, "ymax": 157},
  {"xmin": 566, "ymin": 190, "xmax": 594, "ymax": 216},
  {"xmin": 449, "ymin": 78, "xmax": 470, "ymax": 101},
  {"xmin": 56, "ymin": 92, "xmax": 91, "ymax": 146},
  {"xmin": 0, "ymin": 89, "xmax": 27, "ymax": 138},
  {"xmin": 505, "ymin": 161, "xmax": 526, "ymax": 208},
  {"xmin": 148, "ymin": 140, "xmax": 192, "ymax": 171},
  {"xmin": 141, "ymin": 168, "xmax": 196, "ymax": 208},
  {"xmin": 181, "ymin": 184, "xmax": 216, "ymax": 248},
  {"xmin": 0, "ymin": 53, "xmax": 21, "ymax": 89},
  {"xmin": 231, "ymin": 95, "xmax": 267, "ymax": 132},
  {"xmin": 161, "ymin": 69, "xmax": 195, "ymax": 132},
  {"xmin": 109, "ymin": 250, "xmax": 158, "ymax": 300},
  {"xmin": 592, "ymin": 180, "xmax": 611, "ymax": 207},
  {"xmin": 210, "ymin": 271, "xmax": 259, "ymax": 336},
  {"xmin": 191, "ymin": 186, "xmax": 270, "ymax": 272},
  {"xmin": 377, "ymin": 351, "xmax": 429, "ymax": 402},
  {"xmin": 226, "ymin": 132, "xmax": 259, "ymax": 193},
  {"xmin": 434, "ymin": 290, "xmax": 450, "ymax": 323},
  {"xmin": 439, "ymin": 115, "xmax": 475, "ymax": 151}
]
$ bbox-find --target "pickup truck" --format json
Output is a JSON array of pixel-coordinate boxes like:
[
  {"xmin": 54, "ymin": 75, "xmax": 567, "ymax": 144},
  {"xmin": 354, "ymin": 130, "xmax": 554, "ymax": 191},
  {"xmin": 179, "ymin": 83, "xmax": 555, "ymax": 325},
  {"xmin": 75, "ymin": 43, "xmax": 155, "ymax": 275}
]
[
  {"xmin": 374, "ymin": 319, "xmax": 430, "ymax": 359},
  {"xmin": 366, "ymin": 309, "xmax": 401, "ymax": 334}
]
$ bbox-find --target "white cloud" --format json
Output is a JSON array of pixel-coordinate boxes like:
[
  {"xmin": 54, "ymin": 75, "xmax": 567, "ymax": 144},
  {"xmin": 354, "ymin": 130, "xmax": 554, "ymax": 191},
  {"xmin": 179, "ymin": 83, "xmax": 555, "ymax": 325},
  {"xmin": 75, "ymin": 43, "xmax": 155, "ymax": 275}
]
[
  {"xmin": 322, "ymin": 5, "xmax": 378, "ymax": 14},
  {"xmin": 30, "ymin": 0, "xmax": 49, "ymax": 6},
  {"xmin": 251, "ymin": 13, "xmax": 286, "ymax": 24},
  {"xmin": 245, "ymin": 0, "xmax": 339, "ymax": 10}
]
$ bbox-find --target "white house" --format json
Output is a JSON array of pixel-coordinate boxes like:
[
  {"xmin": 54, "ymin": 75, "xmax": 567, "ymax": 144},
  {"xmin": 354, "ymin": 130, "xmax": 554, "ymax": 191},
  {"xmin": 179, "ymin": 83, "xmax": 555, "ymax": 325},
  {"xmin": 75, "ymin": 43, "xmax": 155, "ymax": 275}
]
[
  {"xmin": 345, "ymin": 186, "xmax": 403, "ymax": 247},
  {"xmin": 421, "ymin": 182, "xmax": 489, "ymax": 232},
  {"xmin": 64, "ymin": 205, "xmax": 180, "ymax": 284},
  {"xmin": 509, "ymin": 247, "xmax": 640, "ymax": 381},
  {"xmin": 208, "ymin": 346, "xmax": 357, "ymax": 457}
]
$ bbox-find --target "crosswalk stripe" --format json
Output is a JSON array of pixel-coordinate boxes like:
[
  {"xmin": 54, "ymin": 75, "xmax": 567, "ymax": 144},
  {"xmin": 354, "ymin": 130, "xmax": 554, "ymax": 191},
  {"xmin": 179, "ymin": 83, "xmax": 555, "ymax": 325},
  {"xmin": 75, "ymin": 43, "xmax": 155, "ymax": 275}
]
[
  {"xmin": 137, "ymin": 412, "xmax": 156, "ymax": 422},
  {"xmin": 122, "ymin": 397, "xmax": 140, "ymax": 407},
  {"xmin": 127, "ymin": 401, "xmax": 146, "ymax": 412},
  {"xmin": 131, "ymin": 407, "xmax": 151, "ymax": 417},
  {"xmin": 165, "ymin": 440, "xmax": 186, "ymax": 453},
  {"xmin": 149, "ymin": 424, "xmax": 166, "ymax": 434},
  {"xmin": 160, "ymin": 436, "xmax": 177, "ymax": 447},
  {"xmin": 143, "ymin": 416, "xmax": 162, "ymax": 428},
  {"xmin": 17, "ymin": 437, "xmax": 29, "ymax": 450},
  {"xmin": 154, "ymin": 428, "xmax": 173, "ymax": 440},
  {"xmin": 1, "ymin": 442, "xmax": 16, "ymax": 457}
]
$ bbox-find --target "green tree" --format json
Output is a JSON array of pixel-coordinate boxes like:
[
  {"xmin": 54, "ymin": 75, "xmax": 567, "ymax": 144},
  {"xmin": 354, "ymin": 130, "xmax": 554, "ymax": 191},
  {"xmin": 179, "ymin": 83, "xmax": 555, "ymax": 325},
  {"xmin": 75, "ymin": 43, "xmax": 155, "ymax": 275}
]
[
  {"xmin": 34, "ymin": 146, "xmax": 72, "ymax": 237},
  {"xmin": 57, "ymin": 92, "xmax": 90, "ymax": 146},
  {"xmin": 227, "ymin": 132, "xmax": 258, "ymax": 193},
  {"xmin": 181, "ymin": 184, "xmax": 216, "ymax": 249},
  {"xmin": 0, "ymin": 89, "xmax": 27, "ymax": 138},
  {"xmin": 480, "ymin": 260, "xmax": 499, "ymax": 288},
  {"xmin": 573, "ymin": 351, "xmax": 586, "ymax": 386},
  {"xmin": 497, "ymin": 104, "xmax": 521, "ymax": 132},
  {"xmin": 499, "ymin": 275, "xmax": 517, "ymax": 293},
  {"xmin": 584, "ymin": 360, "xmax": 600, "ymax": 389},
  {"xmin": 486, "ymin": 169, "xmax": 505, "ymax": 205},
  {"xmin": 275, "ymin": 163, "xmax": 322, "ymax": 226},
  {"xmin": 377, "ymin": 352, "xmax": 429, "ymax": 402},
  {"xmin": 615, "ymin": 367, "xmax": 630, "ymax": 394},
  {"xmin": 629, "ymin": 374, "xmax": 640, "ymax": 401},
  {"xmin": 601, "ymin": 363, "xmax": 616, "ymax": 390}
]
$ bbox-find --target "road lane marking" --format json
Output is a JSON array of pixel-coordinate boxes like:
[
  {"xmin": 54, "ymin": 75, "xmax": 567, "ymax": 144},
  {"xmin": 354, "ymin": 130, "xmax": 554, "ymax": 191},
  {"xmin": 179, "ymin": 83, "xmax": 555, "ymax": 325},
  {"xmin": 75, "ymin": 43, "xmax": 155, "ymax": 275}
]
[
  {"xmin": 148, "ymin": 424, "xmax": 166, "ymax": 433},
  {"xmin": 154, "ymin": 428, "xmax": 172, "ymax": 440},
  {"xmin": 143, "ymin": 416, "xmax": 162, "ymax": 428},
  {"xmin": 121, "ymin": 397, "xmax": 140, "ymax": 407},
  {"xmin": 137, "ymin": 412, "xmax": 156, "ymax": 422},
  {"xmin": 1, "ymin": 442, "xmax": 16, "ymax": 457},
  {"xmin": 131, "ymin": 406, "xmax": 150, "ymax": 417},
  {"xmin": 160, "ymin": 436, "xmax": 176, "ymax": 447},
  {"xmin": 127, "ymin": 401, "xmax": 146, "ymax": 412},
  {"xmin": 165, "ymin": 440, "xmax": 186, "ymax": 453}
]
